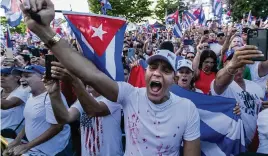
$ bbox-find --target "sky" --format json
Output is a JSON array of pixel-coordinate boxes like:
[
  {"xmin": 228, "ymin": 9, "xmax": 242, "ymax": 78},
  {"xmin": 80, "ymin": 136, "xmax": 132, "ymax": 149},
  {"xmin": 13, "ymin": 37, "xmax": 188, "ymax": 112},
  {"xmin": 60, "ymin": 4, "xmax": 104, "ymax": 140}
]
[{"xmin": 0, "ymin": 0, "xmax": 212, "ymax": 23}]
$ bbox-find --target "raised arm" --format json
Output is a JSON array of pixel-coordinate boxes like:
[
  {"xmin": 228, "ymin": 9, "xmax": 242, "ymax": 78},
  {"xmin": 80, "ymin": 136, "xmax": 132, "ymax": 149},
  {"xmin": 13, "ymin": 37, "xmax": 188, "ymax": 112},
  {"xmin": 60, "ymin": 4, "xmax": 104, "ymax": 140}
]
[
  {"xmin": 20, "ymin": 0, "xmax": 118, "ymax": 102},
  {"xmin": 214, "ymin": 45, "xmax": 263, "ymax": 95},
  {"xmin": 51, "ymin": 62, "xmax": 111, "ymax": 117},
  {"xmin": 45, "ymin": 79, "xmax": 80, "ymax": 124}
]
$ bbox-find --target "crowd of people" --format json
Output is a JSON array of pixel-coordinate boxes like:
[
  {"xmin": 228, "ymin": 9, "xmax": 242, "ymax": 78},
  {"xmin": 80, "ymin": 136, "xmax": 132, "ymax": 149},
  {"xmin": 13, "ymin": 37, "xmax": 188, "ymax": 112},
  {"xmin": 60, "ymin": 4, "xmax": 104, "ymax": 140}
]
[{"xmin": 1, "ymin": 0, "xmax": 268, "ymax": 155}]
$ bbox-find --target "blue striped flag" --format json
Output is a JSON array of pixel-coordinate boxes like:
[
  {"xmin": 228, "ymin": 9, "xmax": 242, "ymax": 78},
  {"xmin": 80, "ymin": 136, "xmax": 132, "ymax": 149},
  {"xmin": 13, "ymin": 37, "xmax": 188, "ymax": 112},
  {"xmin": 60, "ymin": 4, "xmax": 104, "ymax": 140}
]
[
  {"xmin": 213, "ymin": 0, "xmax": 222, "ymax": 21},
  {"xmin": 0, "ymin": 0, "xmax": 22, "ymax": 27},
  {"xmin": 63, "ymin": 11, "xmax": 127, "ymax": 81},
  {"xmin": 170, "ymin": 85, "xmax": 246, "ymax": 156},
  {"xmin": 198, "ymin": 6, "xmax": 206, "ymax": 26}
]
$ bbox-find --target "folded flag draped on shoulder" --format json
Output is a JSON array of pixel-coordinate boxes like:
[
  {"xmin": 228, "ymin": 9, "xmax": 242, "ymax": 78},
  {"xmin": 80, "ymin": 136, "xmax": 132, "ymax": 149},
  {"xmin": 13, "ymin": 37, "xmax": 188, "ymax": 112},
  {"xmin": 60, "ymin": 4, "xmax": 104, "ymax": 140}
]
[
  {"xmin": 128, "ymin": 67, "xmax": 246, "ymax": 155},
  {"xmin": 0, "ymin": 0, "xmax": 22, "ymax": 27},
  {"xmin": 63, "ymin": 11, "xmax": 127, "ymax": 81}
]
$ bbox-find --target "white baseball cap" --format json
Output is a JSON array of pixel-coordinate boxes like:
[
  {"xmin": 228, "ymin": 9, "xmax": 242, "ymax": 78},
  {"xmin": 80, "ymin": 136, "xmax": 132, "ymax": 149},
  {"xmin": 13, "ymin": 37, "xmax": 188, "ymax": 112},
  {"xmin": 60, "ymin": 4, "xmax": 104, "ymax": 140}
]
[
  {"xmin": 146, "ymin": 49, "xmax": 176, "ymax": 72},
  {"xmin": 177, "ymin": 59, "xmax": 193, "ymax": 71}
]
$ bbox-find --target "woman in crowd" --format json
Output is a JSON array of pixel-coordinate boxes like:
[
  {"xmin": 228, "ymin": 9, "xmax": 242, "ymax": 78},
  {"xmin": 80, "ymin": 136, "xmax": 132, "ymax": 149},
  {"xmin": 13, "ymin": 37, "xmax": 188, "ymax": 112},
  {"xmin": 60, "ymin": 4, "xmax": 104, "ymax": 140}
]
[
  {"xmin": 1, "ymin": 67, "xmax": 30, "ymax": 139},
  {"xmin": 176, "ymin": 59, "xmax": 203, "ymax": 93},
  {"xmin": 193, "ymin": 45, "xmax": 218, "ymax": 94}
]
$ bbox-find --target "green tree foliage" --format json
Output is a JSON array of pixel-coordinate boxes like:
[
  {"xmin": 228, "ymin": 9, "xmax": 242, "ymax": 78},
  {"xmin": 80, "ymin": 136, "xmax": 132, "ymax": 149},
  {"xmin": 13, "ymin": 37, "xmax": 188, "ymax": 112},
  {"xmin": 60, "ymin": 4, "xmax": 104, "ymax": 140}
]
[
  {"xmin": 88, "ymin": 0, "xmax": 153, "ymax": 23},
  {"xmin": 154, "ymin": 0, "xmax": 188, "ymax": 23},
  {"xmin": 0, "ymin": 17, "xmax": 26, "ymax": 35},
  {"xmin": 231, "ymin": 0, "xmax": 268, "ymax": 21}
]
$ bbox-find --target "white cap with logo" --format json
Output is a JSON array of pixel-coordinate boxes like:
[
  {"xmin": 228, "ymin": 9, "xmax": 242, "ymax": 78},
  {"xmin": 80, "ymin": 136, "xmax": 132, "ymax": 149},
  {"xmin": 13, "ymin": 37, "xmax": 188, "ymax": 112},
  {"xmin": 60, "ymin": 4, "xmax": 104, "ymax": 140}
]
[
  {"xmin": 146, "ymin": 49, "xmax": 177, "ymax": 72},
  {"xmin": 177, "ymin": 59, "xmax": 194, "ymax": 71}
]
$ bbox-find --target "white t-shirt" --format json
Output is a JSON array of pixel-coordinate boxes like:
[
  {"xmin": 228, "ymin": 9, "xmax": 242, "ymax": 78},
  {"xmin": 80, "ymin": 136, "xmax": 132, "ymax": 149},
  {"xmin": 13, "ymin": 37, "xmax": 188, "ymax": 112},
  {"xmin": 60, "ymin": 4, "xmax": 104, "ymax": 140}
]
[
  {"xmin": 257, "ymin": 108, "xmax": 268, "ymax": 154},
  {"xmin": 209, "ymin": 43, "xmax": 222, "ymax": 57},
  {"xmin": 195, "ymin": 88, "xmax": 204, "ymax": 94},
  {"xmin": 1, "ymin": 86, "xmax": 30, "ymax": 132},
  {"xmin": 210, "ymin": 79, "xmax": 264, "ymax": 145},
  {"xmin": 117, "ymin": 82, "xmax": 200, "ymax": 156},
  {"xmin": 23, "ymin": 92, "xmax": 70, "ymax": 156},
  {"xmin": 248, "ymin": 62, "xmax": 268, "ymax": 92},
  {"xmin": 71, "ymin": 96, "xmax": 123, "ymax": 156}
]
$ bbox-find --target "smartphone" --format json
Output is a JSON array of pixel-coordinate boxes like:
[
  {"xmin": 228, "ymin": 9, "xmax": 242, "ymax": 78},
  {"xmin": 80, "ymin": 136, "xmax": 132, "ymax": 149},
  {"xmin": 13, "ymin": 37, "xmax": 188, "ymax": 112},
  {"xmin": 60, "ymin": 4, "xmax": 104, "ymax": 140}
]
[
  {"xmin": 127, "ymin": 48, "xmax": 135, "ymax": 62},
  {"xmin": 247, "ymin": 29, "xmax": 268, "ymax": 61},
  {"xmin": 183, "ymin": 40, "xmax": 194, "ymax": 45},
  {"xmin": 5, "ymin": 48, "xmax": 13, "ymax": 58},
  {"xmin": 45, "ymin": 54, "xmax": 58, "ymax": 79}
]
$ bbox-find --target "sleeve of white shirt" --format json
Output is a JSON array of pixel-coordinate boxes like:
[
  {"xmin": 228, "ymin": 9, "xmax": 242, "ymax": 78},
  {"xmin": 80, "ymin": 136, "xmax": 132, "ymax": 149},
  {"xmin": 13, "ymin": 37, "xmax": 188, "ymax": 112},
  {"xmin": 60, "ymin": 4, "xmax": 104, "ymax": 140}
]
[
  {"xmin": 248, "ymin": 62, "xmax": 268, "ymax": 81},
  {"xmin": 117, "ymin": 82, "xmax": 136, "ymax": 106},
  {"xmin": 71, "ymin": 100, "xmax": 83, "ymax": 115},
  {"xmin": 99, "ymin": 97, "xmax": 121, "ymax": 115},
  {"xmin": 183, "ymin": 100, "xmax": 200, "ymax": 141},
  {"xmin": 257, "ymin": 109, "xmax": 268, "ymax": 139},
  {"xmin": 45, "ymin": 93, "xmax": 69, "ymax": 124},
  {"xmin": 210, "ymin": 79, "xmax": 235, "ymax": 98},
  {"xmin": 10, "ymin": 86, "xmax": 30, "ymax": 103}
]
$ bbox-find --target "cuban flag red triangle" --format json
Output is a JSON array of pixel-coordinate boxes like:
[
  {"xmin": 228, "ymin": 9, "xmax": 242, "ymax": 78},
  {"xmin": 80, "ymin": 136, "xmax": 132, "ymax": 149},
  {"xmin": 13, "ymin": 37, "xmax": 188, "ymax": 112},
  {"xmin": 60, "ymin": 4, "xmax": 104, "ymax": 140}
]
[{"xmin": 63, "ymin": 11, "xmax": 127, "ymax": 81}]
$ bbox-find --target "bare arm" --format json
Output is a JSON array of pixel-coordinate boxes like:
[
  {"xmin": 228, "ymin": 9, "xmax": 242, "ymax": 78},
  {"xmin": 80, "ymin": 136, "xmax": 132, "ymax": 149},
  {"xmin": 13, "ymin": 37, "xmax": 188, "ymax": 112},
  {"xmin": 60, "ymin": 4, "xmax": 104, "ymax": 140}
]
[
  {"xmin": 26, "ymin": 124, "xmax": 64, "ymax": 149},
  {"xmin": 1, "ymin": 97, "xmax": 24, "ymax": 110},
  {"xmin": 214, "ymin": 46, "xmax": 263, "ymax": 95},
  {"xmin": 37, "ymin": 27, "xmax": 118, "ymax": 102},
  {"xmin": 15, "ymin": 127, "xmax": 26, "ymax": 142},
  {"xmin": 192, "ymin": 47, "xmax": 201, "ymax": 78},
  {"xmin": 72, "ymin": 78, "xmax": 110, "ymax": 117},
  {"xmin": 213, "ymin": 66, "xmax": 236, "ymax": 95},
  {"xmin": 183, "ymin": 138, "xmax": 200, "ymax": 156},
  {"xmin": 49, "ymin": 90, "xmax": 80, "ymax": 124}
]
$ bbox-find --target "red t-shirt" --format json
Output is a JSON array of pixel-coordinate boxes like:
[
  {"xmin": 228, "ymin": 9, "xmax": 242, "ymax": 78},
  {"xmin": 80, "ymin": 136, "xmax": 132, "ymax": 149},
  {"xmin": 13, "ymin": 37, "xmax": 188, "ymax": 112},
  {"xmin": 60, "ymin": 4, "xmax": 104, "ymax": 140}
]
[{"xmin": 195, "ymin": 70, "xmax": 216, "ymax": 94}]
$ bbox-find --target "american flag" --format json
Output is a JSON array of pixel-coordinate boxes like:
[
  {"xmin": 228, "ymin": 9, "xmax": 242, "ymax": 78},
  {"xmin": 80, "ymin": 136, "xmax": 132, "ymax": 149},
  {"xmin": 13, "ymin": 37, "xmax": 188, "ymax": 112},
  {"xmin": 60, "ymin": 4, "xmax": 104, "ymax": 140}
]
[{"xmin": 80, "ymin": 113, "xmax": 103, "ymax": 155}]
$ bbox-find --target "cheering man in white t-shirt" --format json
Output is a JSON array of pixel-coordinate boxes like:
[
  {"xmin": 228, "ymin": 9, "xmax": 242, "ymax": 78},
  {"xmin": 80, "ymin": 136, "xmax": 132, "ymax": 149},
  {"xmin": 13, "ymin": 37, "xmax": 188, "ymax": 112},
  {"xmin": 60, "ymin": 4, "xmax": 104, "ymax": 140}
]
[
  {"xmin": 211, "ymin": 46, "xmax": 265, "ymax": 147},
  {"xmin": 20, "ymin": 1, "xmax": 200, "ymax": 155}
]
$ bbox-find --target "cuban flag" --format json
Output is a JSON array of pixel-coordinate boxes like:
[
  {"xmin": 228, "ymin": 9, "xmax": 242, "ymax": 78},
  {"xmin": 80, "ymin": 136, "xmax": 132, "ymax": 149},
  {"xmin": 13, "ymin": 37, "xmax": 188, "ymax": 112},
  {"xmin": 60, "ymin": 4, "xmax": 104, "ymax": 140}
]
[
  {"xmin": 213, "ymin": 0, "xmax": 222, "ymax": 19},
  {"xmin": 99, "ymin": 0, "xmax": 112, "ymax": 15},
  {"xmin": 63, "ymin": 11, "xmax": 127, "ymax": 81},
  {"xmin": 183, "ymin": 10, "xmax": 196, "ymax": 22},
  {"xmin": 173, "ymin": 22, "xmax": 182, "ymax": 38},
  {"xmin": 165, "ymin": 10, "xmax": 179, "ymax": 24},
  {"xmin": 198, "ymin": 6, "xmax": 206, "ymax": 26},
  {"xmin": 0, "ymin": 0, "xmax": 22, "ymax": 27},
  {"xmin": 247, "ymin": 10, "xmax": 252, "ymax": 25},
  {"xmin": 100, "ymin": 0, "xmax": 112, "ymax": 10}
]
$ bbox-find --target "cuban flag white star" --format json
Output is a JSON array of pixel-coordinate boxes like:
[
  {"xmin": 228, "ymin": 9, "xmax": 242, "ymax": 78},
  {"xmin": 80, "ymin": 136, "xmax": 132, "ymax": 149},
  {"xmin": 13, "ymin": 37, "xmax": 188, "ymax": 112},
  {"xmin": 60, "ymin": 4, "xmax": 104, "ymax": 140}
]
[{"xmin": 91, "ymin": 24, "xmax": 107, "ymax": 40}]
